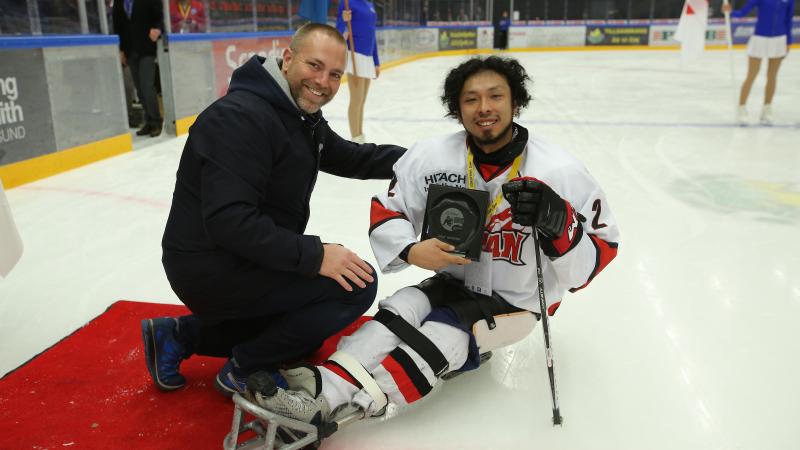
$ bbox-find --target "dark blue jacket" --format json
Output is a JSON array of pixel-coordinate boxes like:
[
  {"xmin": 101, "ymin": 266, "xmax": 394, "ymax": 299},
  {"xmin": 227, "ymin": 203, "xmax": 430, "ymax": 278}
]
[
  {"xmin": 112, "ymin": 0, "xmax": 163, "ymax": 57},
  {"xmin": 162, "ymin": 56, "xmax": 404, "ymax": 289},
  {"xmin": 732, "ymin": 0, "xmax": 794, "ymax": 45}
]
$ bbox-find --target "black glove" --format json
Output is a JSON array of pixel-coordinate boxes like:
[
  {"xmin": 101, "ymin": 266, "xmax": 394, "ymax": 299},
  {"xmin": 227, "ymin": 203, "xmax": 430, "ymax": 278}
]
[
  {"xmin": 502, "ymin": 177, "xmax": 583, "ymax": 257},
  {"xmin": 502, "ymin": 177, "xmax": 567, "ymax": 237}
]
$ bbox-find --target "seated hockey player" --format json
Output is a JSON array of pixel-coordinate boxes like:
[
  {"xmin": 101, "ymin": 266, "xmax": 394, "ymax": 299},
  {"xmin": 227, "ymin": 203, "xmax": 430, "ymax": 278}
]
[{"xmin": 244, "ymin": 55, "xmax": 621, "ymax": 427}]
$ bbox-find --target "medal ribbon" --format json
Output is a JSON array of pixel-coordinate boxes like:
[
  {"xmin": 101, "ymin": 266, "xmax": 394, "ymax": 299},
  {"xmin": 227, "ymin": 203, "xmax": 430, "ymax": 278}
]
[
  {"xmin": 466, "ymin": 144, "xmax": 523, "ymax": 223},
  {"xmin": 178, "ymin": 1, "xmax": 191, "ymax": 20}
]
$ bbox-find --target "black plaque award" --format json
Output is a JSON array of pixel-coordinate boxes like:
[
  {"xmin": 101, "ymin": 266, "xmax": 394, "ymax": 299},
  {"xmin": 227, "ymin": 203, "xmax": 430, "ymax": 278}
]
[{"xmin": 421, "ymin": 184, "xmax": 489, "ymax": 261}]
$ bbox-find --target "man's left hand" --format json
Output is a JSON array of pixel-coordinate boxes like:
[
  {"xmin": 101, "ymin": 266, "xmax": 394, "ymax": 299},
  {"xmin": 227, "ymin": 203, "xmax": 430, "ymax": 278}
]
[
  {"xmin": 502, "ymin": 177, "xmax": 568, "ymax": 238},
  {"xmin": 502, "ymin": 177, "xmax": 585, "ymax": 257},
  {"xmin": 319, "ymin": 244, "xmax": 375, "ymax": 291},
  {"xmin": 149, "ymin": 28, "xmax": 161, "ymax": 42}
]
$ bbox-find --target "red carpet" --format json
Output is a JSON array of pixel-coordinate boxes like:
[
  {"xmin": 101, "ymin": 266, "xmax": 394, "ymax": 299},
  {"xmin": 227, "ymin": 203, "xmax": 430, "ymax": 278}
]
[{"xmin": 0, "ymin": 301, "xmax": 368, "ymax": 450}]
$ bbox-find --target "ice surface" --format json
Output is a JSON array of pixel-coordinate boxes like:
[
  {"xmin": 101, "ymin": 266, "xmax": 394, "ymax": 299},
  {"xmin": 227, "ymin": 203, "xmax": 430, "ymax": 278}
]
[{"xmin": 2, "ymin": 48, "xmax": 799, "ymax": 449}]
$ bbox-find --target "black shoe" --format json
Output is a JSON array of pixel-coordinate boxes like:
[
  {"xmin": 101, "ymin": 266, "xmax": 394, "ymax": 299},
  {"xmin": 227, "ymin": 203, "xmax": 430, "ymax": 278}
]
[
  {"xmin": 136, "ymin": 124, "xmax": 153, "ymax": 136},
  {"xmin": 148, "ymin": 122, "xmax": 162, "ymax": 137}
]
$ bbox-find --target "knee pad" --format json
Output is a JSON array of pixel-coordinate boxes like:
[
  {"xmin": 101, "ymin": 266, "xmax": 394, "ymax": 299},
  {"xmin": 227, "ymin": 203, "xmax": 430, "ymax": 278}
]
[{"xmin": 377, "ymin": 286, "xmax": 432, "ymax": 327}]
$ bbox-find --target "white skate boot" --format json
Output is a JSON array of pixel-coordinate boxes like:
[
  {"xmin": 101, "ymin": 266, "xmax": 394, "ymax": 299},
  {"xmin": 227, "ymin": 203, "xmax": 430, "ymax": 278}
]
[
  {"xmin": 736, "ymin": 105, "xmax": 748, "ymax": 126},
  {"xmin": 247, "ymin": 371, "xmax": 331, "ymax": 425},
  {"xmin": 760, "ymin": 104, "xmax": 773, "ymax": 126}
]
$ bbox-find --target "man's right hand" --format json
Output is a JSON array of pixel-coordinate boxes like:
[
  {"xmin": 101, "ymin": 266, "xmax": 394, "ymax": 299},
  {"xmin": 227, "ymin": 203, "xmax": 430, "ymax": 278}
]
[
  {"xmin": 319, "ymin": 244, "xmax": 375, "ymax": 291},
  {"xmin": 408, "ymin": 238, "xmax": 471, "ymax": 270}
]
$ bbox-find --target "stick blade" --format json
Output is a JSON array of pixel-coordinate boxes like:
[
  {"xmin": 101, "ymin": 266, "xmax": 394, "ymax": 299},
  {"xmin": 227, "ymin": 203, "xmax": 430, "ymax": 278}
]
[{"xmin": 552, "ymin": 408, "xmax": 563, "ymax": 427}]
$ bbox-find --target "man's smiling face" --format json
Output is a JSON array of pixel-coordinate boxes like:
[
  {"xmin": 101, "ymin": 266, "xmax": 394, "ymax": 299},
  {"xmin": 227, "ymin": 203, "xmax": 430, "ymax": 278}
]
[
  {"xmin": 458, "ymin": 70, "xmax": 515, "ymax": 153},
  {"xmin": 282, "ymin": 31, "xmax": 346, "ymax": 114}
]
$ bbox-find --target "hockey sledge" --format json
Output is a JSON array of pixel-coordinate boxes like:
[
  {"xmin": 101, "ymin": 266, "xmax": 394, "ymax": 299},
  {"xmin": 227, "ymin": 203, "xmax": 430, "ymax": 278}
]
[{"xmin": 222, "ymin": 352, "xmax": 492, "ymax": 450}]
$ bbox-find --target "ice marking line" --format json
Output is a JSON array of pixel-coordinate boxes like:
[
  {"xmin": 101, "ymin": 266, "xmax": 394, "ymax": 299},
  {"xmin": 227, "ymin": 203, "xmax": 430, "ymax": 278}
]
[
  {"xmin": 16, "ymin": 185, "xmax": 170, "ymax": 210},
  {"xmin": 326, "ymin": 115, "xmax": 800, "ymax": 130}
]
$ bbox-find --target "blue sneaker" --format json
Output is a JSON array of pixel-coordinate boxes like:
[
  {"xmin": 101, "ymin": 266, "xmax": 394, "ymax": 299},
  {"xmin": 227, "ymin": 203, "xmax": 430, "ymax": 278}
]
[
  {"xmin": 215, "ymin": 358, "xmax": 248, "ymax": 396},
  {"xmin": 141, "ymin": 317, "xmax": 187, "ymax": 391},
  {"xmin": 215, "ymin": 358, "xmax": 288, "ymax": 397}
]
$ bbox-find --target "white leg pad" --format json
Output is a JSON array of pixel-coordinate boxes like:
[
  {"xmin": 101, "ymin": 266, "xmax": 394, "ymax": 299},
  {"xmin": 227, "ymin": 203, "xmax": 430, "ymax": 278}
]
[
  {"xmin": 360, "ymin": 321, "xmax": 469, "ymax": 412},
  {"xmin": 337, "ymin": 286, "xmax": 433, "ymax": 372},
  {"xmin": 473, "ymin": 312, "xmax": 538, "ymax": 353}
]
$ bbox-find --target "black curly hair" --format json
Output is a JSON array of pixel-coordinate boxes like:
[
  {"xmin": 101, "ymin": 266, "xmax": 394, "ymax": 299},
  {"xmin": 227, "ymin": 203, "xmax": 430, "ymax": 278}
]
[{"xmin": 440, "ymin": 56, "xmax": 532, "ymax": 120}]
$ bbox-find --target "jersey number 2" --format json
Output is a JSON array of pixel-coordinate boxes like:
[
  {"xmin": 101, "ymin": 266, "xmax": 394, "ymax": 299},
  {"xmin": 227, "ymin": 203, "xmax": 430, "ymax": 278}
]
[{"xmin": 592, "ymin": 199, "xmax": 607, "ymax": 229}]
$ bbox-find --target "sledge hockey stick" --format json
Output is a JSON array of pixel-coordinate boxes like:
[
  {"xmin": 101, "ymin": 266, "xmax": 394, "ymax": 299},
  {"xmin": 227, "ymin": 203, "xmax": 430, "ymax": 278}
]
[{"xmin": 532, "ymin": 230, "xmax": 563, "ymax": 426}]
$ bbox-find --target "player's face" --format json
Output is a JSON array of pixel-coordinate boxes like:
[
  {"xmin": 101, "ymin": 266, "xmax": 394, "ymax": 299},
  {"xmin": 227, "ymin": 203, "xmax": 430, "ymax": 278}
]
[
  {"xmin": 282, "ymin": 33, "xmax": 346, "ymax": 114},
  {"xmin": 458, "ymin": 70, "xmax": 515, "ymax": 153}
]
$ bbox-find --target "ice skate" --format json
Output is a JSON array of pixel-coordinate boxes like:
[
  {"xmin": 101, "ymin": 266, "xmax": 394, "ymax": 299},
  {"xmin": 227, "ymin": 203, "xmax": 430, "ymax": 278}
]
[
  {"xmin": 736, "ymin": 105, "xmax": 748, "ymax": 126},
  {"xmin": 760, "ymin": 104, "xmax": 773, "ymax": 126}
]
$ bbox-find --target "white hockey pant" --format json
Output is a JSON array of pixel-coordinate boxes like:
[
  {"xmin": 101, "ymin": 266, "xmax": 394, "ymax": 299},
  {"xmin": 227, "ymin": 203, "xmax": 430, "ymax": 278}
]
[
  {"xmin": 320, "ymin": 286, "xmax": 537, "ymax": 416},
  {"xmin": 317, "ymin": 287, "xmax": 467, "ymax": 415}
]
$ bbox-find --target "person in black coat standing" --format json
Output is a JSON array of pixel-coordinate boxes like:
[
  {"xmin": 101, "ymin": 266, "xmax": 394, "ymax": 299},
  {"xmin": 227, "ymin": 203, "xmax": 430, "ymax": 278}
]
[
  {"xmin": 141, "ymin": 23, "xmax": 407, "ymax": 396},
  {"xmin": 113, "ymin": 0, "xmax": 163, "ymax": 137}
]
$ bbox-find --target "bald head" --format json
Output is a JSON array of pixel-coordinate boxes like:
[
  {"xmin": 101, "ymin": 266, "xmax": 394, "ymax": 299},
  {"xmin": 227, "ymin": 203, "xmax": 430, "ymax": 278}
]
[{"xmin": 290, "ymin": 23, "xmax": 346, "ymax": 53}]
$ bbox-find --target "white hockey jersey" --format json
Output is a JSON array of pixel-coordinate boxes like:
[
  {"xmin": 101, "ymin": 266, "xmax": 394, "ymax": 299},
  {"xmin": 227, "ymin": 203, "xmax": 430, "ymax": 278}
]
[{"xmin": 369, "ymin": 129, "xmax": 620, "ymax": 315}]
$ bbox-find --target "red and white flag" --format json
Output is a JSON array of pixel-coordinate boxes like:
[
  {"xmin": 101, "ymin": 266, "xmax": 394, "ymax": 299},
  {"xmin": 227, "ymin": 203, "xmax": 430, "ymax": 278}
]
[
  {"xmin": 674, "ymin": 0, "xmax": 709, "ymax": 62},
  {"xmin": 0, "ymin": 179, "xmax": 24, "ymax": 278}
]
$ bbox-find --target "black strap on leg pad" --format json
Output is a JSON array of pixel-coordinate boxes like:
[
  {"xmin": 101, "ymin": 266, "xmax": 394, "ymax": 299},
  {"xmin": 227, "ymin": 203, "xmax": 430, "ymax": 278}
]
[{"xmin": 373, "ymin": 309, "xmax": 450, "ymax": 377}]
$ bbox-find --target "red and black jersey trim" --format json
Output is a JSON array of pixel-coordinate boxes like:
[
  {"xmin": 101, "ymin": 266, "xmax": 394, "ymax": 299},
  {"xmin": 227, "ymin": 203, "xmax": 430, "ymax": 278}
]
[
  {"xmin": 569, "ymin": 235, "xmax": 619, "ymax": 293},
  {"xmin": 540, "ymin": 206, "xmax": 584, "ymax": 258},
  {"xmin": 381, "ymin": 347, "xmax": 432, "ymax": 404},
  {"xmin": 369, "ymin": 197, "xmax": 409, "ymax": 235},
  {"xmin": 387, "ymin": 176, "xmax": 398, "ymax": 198}
]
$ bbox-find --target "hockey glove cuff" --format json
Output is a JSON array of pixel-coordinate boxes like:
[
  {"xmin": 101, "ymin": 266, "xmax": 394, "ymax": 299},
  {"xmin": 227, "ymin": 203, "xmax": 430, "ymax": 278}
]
[{"xmin": 539, "ymin": 202, "xmax": 583, "ymax": 257}]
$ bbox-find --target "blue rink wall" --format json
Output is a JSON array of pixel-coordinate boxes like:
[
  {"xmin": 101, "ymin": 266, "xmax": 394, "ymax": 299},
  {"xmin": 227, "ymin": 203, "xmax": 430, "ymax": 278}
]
[{"xmin": 1, "ymin": 17, "xmax": 798, "ymax": 188}]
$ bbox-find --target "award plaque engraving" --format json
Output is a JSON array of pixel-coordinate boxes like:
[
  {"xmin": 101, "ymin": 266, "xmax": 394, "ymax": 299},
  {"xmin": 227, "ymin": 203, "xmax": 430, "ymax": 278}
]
[{"xmin": 421, "ymin": 184, "xmax": 489, "ymax": 261}]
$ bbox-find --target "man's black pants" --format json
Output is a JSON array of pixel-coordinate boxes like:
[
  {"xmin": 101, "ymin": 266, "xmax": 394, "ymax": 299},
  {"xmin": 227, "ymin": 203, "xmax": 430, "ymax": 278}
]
[
  {"xmin": 128, "ymin": 53, "xmax": 161, "ymax": 126},
  {"xmin": 168, "ymin": 264, "xmax": 378, "ymax": 374}
]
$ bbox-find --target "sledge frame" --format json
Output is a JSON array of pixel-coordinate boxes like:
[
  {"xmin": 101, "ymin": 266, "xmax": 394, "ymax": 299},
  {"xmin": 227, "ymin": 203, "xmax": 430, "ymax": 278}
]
[{"xmin": 223, "ymin": 393, "xmax": 364, "ymax": 450}]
